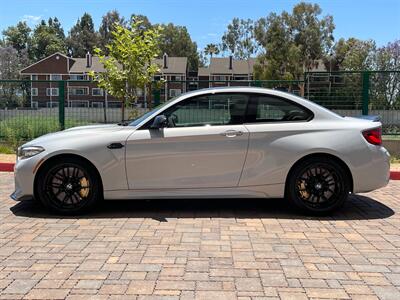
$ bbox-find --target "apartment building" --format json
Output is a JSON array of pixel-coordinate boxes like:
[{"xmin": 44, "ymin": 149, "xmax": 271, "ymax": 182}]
[
  {"xmin": 20, "ymin": 52, "xmax": 188, "ymax": 108},
  {"xmin": 198, "ymin": 56, "xmax": 256, "ymax": 89},
  {"xmin": 21, "ymin": 52, "xmax": 329, "ymax": 106}
]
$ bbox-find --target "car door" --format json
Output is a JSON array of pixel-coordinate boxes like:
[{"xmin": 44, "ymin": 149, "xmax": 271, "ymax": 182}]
[
  {"xmin": 240, "ymin": 93, "xmax": 314, "ymax": 187},
  {"xmin": 125, "ymin": 93, "xmax": 250, "ymax": 189}
]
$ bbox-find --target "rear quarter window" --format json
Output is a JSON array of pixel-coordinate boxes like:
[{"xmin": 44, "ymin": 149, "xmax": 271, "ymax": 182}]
[{"xmin": 247, "ymin": 94, "xmax": 313, "ymax": 123}]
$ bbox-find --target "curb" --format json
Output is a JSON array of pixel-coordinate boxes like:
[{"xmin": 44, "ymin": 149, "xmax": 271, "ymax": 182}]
[
  {"xmin": 0, "ymin": 163, "xmax": 14, "ymax": 172},
  {"xmin": 391, "ymin": 171, "xmax": 400, "ymax": 180},
  {"xmin": 1, "ymin": 162, "xmax": 400, "ymax": 180}
]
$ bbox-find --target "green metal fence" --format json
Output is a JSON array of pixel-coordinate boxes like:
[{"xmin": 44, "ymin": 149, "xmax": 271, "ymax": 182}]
[
  {"xmin": 304, "ymin": 71, "xmax": 400, "ymax": 134},
  {"xmin": 1, "ymin": 72, "xmax": 399, "ymax": 147}
]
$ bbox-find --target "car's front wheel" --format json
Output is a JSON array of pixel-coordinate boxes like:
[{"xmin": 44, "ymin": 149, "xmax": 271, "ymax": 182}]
[
  {"xmin": 286, "ymin": 157, "xmax": 350, "ymax": 214},
  {"xmin": 35, "ymin": 157, "xmax": 101, "ymax": 214}
]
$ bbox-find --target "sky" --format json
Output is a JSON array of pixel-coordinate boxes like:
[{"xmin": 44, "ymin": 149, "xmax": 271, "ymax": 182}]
[{"xmin": 0, "ymin": 0, "xmax": 399, "ymax": 51}]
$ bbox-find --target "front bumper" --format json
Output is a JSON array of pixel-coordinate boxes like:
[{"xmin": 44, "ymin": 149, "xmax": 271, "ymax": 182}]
[
  {"xmin": 11, "ymin": 154, "xmax": 44, "ymax": 201},
  {"xmin": 10, "ymin": 191, "xmax": 33, "ymax": 202}
]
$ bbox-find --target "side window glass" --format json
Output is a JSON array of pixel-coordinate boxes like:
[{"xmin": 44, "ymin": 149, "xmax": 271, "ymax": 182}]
[
  {"xmin": 162, "ymin": 93, "xmax": 248, "ymax": 127},
  {"xmin": 252, "ymin": 96, "xmax": 312, "ymax": 122}
]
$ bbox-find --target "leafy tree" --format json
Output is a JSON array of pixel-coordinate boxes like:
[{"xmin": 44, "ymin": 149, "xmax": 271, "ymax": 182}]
[
  {"xmin": 221, "ymin": 18, "xmax": 258, "ymax": 59},
  {"xmin": 198, "ymin": 51, "xmax": 207, "ymax": 67},
  {"xmin": 0, "ymin": 46, "xmax": 30, "ymax": 107},
  {"xmin": 2, "ymin": 21, "xmax": 31, "ymax": 53},
  {"xmin": 89, "ymin": 21, "xmax": 162, "ymax": 115},
  {"xmin": 336, "ymin": 38, "xmax": 376, "ymax": 71},
  {"xmin": 48, "ymin": 17, "xmax": 65, "ymax": 39},
  {"xmin": 285, "ymin": 2, "xmax": 334, "ymax": 71},
  {"xmin": 254, "ymin": 14, "xmax": 302, "ymax": 80},
  {"xmin": 30, "ymin": 19, "xmax": 66, "ymax": 60},
  {"xmin": 254, "ymin": 2, "xmax": 334, "ymax": 79},
  {"xmin": 204, "ymin": 43, "xmax": 220, "ymax": 59},
  {"xmin": 322, "ymin": 38, "xmax": 376, "ymax": 72},
  {"xmin": 158, "ymin": 23, "xmax": 199, "ymax": 71},
  {"xmin": 99, "ymin": 10, "xmax": 126, "ymax": 54},
  {"xmin": 130, "ymin": 14, "xmax": 152, "ymax": 31},
  {"xmin": 372, "ymin": 40, "xmax": 400, "ymax": 109},
  {"xmin": 67, "ymin": 13, "xmax": 98, "ymax": 57}
]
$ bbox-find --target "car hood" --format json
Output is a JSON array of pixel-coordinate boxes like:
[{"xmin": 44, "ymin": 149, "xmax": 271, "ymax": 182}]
[{"xmin": 23, "ymin": 124, "xmax": 135, "ymax": 147}]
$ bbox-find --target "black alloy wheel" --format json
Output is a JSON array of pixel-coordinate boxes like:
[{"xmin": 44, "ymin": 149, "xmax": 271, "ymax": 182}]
[
  {"xmin": 286, "ymin": 158, "xmax": 349, "ymax": 214},
  {"xmin": 36, "ymin": 157, "xmax": 100, "ymax": 214}
]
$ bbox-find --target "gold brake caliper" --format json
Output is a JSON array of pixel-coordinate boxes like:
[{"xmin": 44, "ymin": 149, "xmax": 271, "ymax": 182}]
[
  {"xmin": 297, "ymin": 180, "xmax": 310, "ymax": 199},
  {"xmin": 79, "ymin": 177, "xmax": 90, "ymax": 198}
]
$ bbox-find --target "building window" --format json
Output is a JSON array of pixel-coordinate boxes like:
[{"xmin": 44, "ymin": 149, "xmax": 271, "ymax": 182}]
[
  {"xmin": 171, "ymin": 75, "xmax": 182, "ymax": 81},
  {"xmin": 46, "ymin": 101, "xmax": 59, "ymax": 108},
  {"xmin": 169, "ymin": 89, "xmax": 182, "ymax": 97},
  {"xmin": 214, "ymin": 75, "xmax": 227, "ymax": 81},
  {"xmin": 50, "ymin": 74, "xmax": 62, "ymax": 81},
  {"xmin": 31, "ymin": 75, "xmax": 38, "ymax": 81},
  {"xmin": 233, "ymin": 76, "xmax": 248, "ymax": 80},
  {"xmin": 69, "ymin": 87, "xmax": 89, "ymax": 96},
  {"xmin": 70, "ymin": 74, "xmax": 86, "ymax": 80},
  {"xmin": 92, "ymin": 88, "xmax": 104, "ymax": 96},
  {"xmin": 92, "ymin": 102, "xmax": 104, "ymax": 108},
  {"xmin": 46, "ymin": 88, "xmax": 59, "ymax": 96},
  {"xmin": 68, "ymin": 100, "xmax": 89, "ymax": 108},
  {"xmin": 108, "ymin": 101, "xmax": 122, "ymax": 108},
  {"xmin": 31, "ymin": 88, "xmax": 38, "ymax": 96}
]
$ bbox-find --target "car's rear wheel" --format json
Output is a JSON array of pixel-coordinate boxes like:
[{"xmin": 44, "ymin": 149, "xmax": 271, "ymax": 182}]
[
  {"xmin": 35, "ymin": 157, "xmax": 101, "ymax": 214},
  {"xmin": 286, "ymin": 157, "xmax": 350, "ymax": 214}
]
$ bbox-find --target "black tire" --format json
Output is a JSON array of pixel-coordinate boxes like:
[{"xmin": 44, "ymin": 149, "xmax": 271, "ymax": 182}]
[
  {"xmin": 35, "ymin": 157, "xmax": 101, "ymax": 215},
  {"xmin": 286, "ymin": 157, "xmax": 350, "ymax": 215}
]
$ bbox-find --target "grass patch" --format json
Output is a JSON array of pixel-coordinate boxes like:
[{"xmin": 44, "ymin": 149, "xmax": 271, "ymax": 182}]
[
  {"xmin": 0, "ymin": 144, "xmax": 14, "ymax": 154},
  {"xmin": 0, "ymin": 116, "xmax": 90, "ymax": 148},
  {"xmin": 383, "ymin": 135, "xmax": 400, "ymax": 140},
  {"xmin": 391, "ymin": 156, "xmax": 400, "ymax": 164}
]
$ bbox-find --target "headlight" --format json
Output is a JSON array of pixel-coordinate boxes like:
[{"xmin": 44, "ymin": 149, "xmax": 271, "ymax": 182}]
[{"xmin": 17, "ymin": 146, "xmax": 45, "ymax": 160}]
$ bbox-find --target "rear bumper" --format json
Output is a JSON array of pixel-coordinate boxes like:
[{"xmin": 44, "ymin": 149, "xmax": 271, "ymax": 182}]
[{"xmin": 352, "ymin": 146, "xmax": 390, "ymax": 193}]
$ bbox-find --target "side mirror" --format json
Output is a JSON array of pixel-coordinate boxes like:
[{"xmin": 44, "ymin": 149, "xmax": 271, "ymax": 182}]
[{"xmin": 150, "ymin": 115, "xmax": 168, "ymax": 129}]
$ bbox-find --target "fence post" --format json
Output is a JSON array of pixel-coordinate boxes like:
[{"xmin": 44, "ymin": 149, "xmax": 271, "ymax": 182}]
[
  {"xmin": 58, "ymin": 80, "xmax": 65, "ymax": 130},
  {"xmin": 254, "ymin": 80, "xmax": 261, "ymax": 87},
  {"xmin": 153, "ymin": 88, "xmax": 160, "ymax": 106},
  {"xmin": 362, "ymin": 71, "xmax": 370, "ymax": 115}
]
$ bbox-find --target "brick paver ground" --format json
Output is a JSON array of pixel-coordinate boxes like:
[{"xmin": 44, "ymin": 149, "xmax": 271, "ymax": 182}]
[{"xmin": 1, "ymin": 171, "xmax": 400, "ymax": 300}]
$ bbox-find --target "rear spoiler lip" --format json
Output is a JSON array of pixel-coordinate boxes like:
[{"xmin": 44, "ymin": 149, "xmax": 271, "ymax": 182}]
[{"xmin": 354, "ymin": 115, "xmax": 381, "ymax": 122}]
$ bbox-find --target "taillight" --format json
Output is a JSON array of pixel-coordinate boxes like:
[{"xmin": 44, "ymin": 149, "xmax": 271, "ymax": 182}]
[{"xmin": 362, "ymin": 127, "xmax": 382, "ymax": 146}]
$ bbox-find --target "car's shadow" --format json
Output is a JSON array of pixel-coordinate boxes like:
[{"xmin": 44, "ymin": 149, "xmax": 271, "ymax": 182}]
[{"xmin": 10, "ymin": 194, "xmax": 394, "ymax": 221}]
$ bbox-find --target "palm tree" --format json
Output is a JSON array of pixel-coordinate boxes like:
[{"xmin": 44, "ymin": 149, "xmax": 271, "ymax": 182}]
[{"xmin": 204, "ymin": 43, "xmax": 220, "ymax": 59}]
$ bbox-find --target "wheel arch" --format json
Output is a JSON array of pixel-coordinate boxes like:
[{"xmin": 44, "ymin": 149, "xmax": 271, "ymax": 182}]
[
  {"xmin": 285, "ymin": 152, "xmax": 354, "ymax": 195},
  {"xmin": 33, "ymin": 153, "xmax": 104, "ymax": 199}
]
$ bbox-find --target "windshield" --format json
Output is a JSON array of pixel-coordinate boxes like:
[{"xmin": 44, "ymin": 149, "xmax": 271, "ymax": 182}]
[{"xmin": 129, "ymin": 97, "xmax": 178, "ymax": 126}]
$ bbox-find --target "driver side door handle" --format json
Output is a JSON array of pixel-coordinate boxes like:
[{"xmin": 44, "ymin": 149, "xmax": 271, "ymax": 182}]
[{"xmin": 221, "ymin": 130, "xmax": 243, "ymax": 137}]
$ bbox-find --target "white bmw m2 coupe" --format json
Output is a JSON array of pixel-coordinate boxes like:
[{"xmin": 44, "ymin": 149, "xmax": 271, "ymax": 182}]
[{"xmin": 12, "ymin": 87, "xmax": 390, "ymax": 214}]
